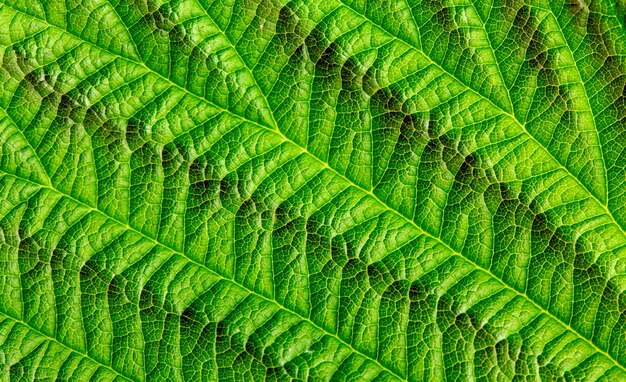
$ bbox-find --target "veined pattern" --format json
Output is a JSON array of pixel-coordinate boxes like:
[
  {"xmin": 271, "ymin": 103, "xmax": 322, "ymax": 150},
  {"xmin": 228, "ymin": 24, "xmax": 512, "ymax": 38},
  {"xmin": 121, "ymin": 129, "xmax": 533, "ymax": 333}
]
[{"xmin": 0, "ymin": 0, "xmax": 626, "ymax": 380}]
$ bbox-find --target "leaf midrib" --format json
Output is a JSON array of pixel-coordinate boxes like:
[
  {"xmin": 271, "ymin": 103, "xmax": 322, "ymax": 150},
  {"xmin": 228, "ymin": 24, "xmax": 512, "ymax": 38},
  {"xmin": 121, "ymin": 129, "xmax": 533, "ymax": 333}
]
[
  {"xmin": 6, "ymin": 1, "xmax": 621, "ymax": 235},
  {"xmin": 2, "ymin": 2, "xmax": 626, "ymax": 375},
  {"xmin": 334, "ymin": 0, "xmax": 621, "ymax": 228}
]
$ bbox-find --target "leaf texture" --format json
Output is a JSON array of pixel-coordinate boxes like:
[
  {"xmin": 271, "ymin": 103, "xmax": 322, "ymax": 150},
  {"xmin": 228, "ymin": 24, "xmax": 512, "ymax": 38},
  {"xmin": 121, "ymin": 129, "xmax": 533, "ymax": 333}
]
[{"xmin": 0, "ymin": 0, "xmax": 626, "ymax": 381}]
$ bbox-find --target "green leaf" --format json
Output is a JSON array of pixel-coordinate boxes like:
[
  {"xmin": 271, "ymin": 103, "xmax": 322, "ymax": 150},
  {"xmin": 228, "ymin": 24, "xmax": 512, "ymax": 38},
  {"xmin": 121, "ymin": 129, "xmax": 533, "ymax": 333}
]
[{"xmin": 1, "ymin": 0, "xmax": 626, "ymax": 380}]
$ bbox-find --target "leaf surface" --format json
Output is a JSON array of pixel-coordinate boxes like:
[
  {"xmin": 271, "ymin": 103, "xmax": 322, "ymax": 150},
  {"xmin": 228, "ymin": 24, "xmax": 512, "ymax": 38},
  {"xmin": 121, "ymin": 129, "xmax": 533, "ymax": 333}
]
[{"xmin": 1, "ymin": 0, "xmax": 626, "ymax": 380}]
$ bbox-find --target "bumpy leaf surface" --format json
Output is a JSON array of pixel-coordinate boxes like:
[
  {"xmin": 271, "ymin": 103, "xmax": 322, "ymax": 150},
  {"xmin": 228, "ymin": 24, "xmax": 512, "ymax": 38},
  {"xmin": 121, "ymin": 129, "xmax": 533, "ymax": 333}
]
[{"xmin": 1, "ymin": 0, "xmax": 626, "ymax": 381}]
